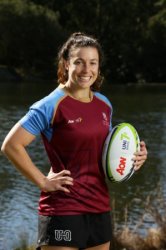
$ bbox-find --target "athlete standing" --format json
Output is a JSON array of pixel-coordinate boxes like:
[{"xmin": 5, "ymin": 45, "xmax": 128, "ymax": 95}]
[{"xmin": 1, "ymin": 32, "xmax": 147, "ymax": 250}]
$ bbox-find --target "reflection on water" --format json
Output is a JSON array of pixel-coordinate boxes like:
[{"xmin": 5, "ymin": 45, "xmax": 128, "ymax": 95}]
[{"xmin": 0, "ymin": 82, "xmax": 166, "ymax": 250}]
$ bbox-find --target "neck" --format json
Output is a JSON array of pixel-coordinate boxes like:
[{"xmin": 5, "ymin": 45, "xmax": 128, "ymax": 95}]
[{"xmin": 64, "ymin": 84, "xmax": 93, "ymax": 102}]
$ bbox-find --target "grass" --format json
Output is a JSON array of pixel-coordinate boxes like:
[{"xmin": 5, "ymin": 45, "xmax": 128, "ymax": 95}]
[
  {"xmin": 112, "ymin": 185, "xmax": 166, "ymax": 250},
  {"xmin": 14, "ymin": 243, "xmax": 35, "ymax": 250},
  {"xmin": 13, "ymin": 232, "xmax": 35, "ymax": 250}
]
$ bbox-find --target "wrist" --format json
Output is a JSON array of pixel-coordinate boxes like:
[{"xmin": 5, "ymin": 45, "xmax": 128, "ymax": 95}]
[{"xmin": 38, "ymin": 176, "xmax": 48, "ymax": 191}]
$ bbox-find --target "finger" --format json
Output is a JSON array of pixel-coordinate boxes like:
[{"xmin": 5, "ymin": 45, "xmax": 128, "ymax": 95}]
[
  {"xmin": 134, "ymin": 159, "xmax": 145, "ymax": 170},
  {"xmin": 133, "ymin": 150, "xmax": 147, "ymax": 160},
  {"xmin": 58, "ymin": 170, "xmax": 71, "ymax": 176},
  {"xmin": 140, "ymin": 141, "xmax": 148, "ymax": 154},
  {"xmin": 56, "ymin": 175, "xmax": 74, "ymax": 187},
  {"xmin": 60, "ymin": 176, "xmax": 73, "ymax": 181},
  {"xmin": 134, "ymin": 165, "xmax": 142, "ymax": 171},
  {"xmin": 134, "ymin": 155, "xmax": 147, "ymax": 162},
  {"xmin": 44, "ymin": 180, "xmax": 73, "ymax": 192},
  {"xmin": 134, "ymin": 159, "xmax": 145, "ymax": 166},
  {"xmin": 134, "ymin": 148, "xmax": 147, "ymax": 155},
  {"xmin": 47, "ymin": 169, "xmax": 71, "ymax": 178},
  {"xmin": 58, "ymin": 186, "xmax": 71, "ymax": 193},
  {"xmin": 134, "ymin": 163, "xmax": 142, "ymax": 171},
  {"xmin": 61, "ymin": 179, "xmax": 74, "ymax": 186},
  {"xmin": 48, "ymin": 170, "xmax": 70, "ymax": 179},
  {"xmin": 134, "ymin": 155, "xmax": 146, "ymax": 162},
  {"xmin": 140, "ymin": 141, "xmax": 146, "ymax": 147}
]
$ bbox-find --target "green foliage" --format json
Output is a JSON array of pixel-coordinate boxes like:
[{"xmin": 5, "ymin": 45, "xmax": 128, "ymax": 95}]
[
  {"xmin": 30, "ymin": 0, "xmax": 166, "ymax": 83},
  {"xmin": 0, "ymin": 0, "xmax": 165, "ymax": 82},
  {"xmin": 0, "ymin": 0, "xmax": 64, "ymax": 77},
  {"xmin": 143, "ymin": 7, "xmax": 166, "ymax": 82}
]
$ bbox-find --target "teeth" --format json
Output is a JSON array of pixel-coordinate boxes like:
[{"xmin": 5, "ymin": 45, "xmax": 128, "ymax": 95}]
[{"xmin": 79, "ymin": 76, "xmax": 91, "ymax": 81}]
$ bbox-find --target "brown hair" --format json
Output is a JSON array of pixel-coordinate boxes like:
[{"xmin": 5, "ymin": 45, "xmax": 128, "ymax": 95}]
[{"xmin": 57, "ymin": 32, "xmax": 104, "ymax": 91}]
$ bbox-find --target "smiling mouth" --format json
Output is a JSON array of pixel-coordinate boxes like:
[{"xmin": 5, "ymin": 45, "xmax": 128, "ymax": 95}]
[{"xmin": 78, "ymin": 76, "xmax": 91, "ymax": 81}]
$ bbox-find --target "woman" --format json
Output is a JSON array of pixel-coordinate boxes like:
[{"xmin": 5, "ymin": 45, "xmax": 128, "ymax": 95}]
[{"xmin": 1, "ymin": 32, "xmax": 147, "ymax": 250}]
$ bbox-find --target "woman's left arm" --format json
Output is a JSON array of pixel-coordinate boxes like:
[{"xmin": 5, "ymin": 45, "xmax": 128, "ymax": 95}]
[{"xmin": 134, "ymin": 141, "xmax": 148, "ymax": 171}]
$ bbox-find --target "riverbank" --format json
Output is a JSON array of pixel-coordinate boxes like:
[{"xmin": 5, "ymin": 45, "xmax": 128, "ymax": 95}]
[
  {"xmin": 0, "ymin": 65, "xmax": 55, "ymax": 83},
  {"xmin": 0, "ymin": 65, "xmax": 166, "ymax": 85}
]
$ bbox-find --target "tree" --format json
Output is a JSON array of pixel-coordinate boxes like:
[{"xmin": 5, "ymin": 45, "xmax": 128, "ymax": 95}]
[
  {"xmin": 1, "ymin": 0, "xmax": 165, "ymax": 82},
  {"xmin": 142, "ymin": 4, "xmax": 166, "ymax": 82},
  {"xmin": 0, "ymin": 0, "xmax": 64, "ymax": 77}
]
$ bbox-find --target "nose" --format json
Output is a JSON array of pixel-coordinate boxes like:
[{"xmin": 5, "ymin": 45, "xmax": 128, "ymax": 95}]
[{"xmin": 82, "ymin": 62, "xmax": 90, "ymax": 73}]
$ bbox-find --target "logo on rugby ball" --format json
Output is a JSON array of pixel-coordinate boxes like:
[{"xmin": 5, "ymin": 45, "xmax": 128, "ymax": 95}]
[
  {"xmin": 102, "ymin": 123, "xmax": 140, "ymax": 182},
  {"xmin": 121, "ymin": 132, "xmax": 130, "ymax": 150},
  {"xmin": 116, "ymin": 156, "xmax": 126, "ymax": 176}
]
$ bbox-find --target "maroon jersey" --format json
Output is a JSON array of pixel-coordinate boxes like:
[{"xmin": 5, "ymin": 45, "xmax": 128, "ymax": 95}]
[{"xmin": 20, "ymin": 88, "xmax": 113, "ymax": 215}]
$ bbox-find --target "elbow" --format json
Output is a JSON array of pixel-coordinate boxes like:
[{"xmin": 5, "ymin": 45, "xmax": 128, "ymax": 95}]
[
  {"xmin": 1, "ymin": 138, "xmax": 23, "ymax": 157},
  {"xmin": 1, "ymin": 139, "xmax": 15, "ymax": 157},
  {"xmin": 1, "ymin": 123, "xmax": 25, "ymax": 156},
  {"xmin": 1, "ymin": 140, "xmax": 9, "ymax": 155}
]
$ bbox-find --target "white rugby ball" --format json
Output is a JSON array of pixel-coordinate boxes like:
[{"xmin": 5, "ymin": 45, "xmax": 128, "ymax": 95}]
[{"xmin": 102, "ymin": 123, "xmax": 140, "ymax": 182}]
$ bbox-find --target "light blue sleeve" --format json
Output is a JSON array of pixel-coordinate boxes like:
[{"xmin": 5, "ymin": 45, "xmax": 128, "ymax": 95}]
[
  {"xmin": 19, "ymin": 101, "xmax": 53, "ymax": 136},
  {"xmin": 19, "ymin": 88, "xmax": 65, "ymax": 139}
]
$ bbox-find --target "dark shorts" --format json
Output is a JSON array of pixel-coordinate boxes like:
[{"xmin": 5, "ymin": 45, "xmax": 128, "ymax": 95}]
[{"xmin": 36, "ymin": 212, "xmax": 112, "ymax": 249}]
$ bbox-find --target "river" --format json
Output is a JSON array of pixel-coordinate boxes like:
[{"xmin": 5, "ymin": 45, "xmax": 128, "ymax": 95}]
[{"xmin": 0, "ymin": 82, "xmax": 165, "ymax": 250}]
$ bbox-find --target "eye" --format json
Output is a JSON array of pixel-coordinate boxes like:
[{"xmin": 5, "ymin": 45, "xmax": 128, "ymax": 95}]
[
  {"xmin": 90, "ymin": 61, "xmax": 98, "ymax": 66},
  {"xmin": 75, "ymin": 60, "xmax": 83, "ymax": 65}
]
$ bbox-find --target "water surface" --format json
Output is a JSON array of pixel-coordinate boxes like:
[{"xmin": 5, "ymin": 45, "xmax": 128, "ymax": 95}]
[{"xmin": 0, "ymin": 82, "xmax": 165, "ymax": 249}]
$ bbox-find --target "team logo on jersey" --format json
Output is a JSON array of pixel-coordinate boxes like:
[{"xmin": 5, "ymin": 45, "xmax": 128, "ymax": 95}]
[
  {"xmin": 102, "ymin": 112, "xmax": 109, "ymax": 126},
  {"xmin": 68, "ymin": 117, "xmax": 82, "ymax": 124}
]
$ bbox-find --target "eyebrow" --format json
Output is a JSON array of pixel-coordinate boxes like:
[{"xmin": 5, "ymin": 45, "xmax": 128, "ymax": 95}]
[{"xmin": 75, "ymin": 58, "xmax": 99, "ymax": 61}]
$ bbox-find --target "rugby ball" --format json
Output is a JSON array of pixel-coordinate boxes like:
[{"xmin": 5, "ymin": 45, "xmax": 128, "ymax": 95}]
[{"xmin": 102, "ymin": 123, "xmax": 140, "ymax": 182}]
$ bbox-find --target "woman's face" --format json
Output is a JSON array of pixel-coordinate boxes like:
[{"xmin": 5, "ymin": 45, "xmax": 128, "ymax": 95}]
[{"xmin": 65, "ymin": 46, "xmax": 99, "ymax": 89}]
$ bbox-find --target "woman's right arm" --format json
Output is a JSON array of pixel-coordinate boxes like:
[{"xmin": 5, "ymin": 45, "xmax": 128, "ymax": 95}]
[{"xmin": 1, "ymin": 123, "xmax": 73, "ymax": 193}]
